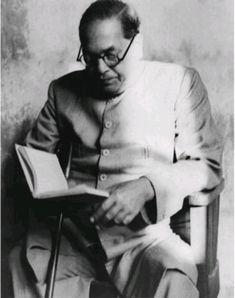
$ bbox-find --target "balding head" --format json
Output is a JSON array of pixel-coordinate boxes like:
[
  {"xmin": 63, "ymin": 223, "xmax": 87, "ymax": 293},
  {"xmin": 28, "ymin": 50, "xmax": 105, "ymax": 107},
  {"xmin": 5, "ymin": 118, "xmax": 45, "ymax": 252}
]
[{"xmin": 79, "ymin": 0, "xmax": 140, "ymax": 45}]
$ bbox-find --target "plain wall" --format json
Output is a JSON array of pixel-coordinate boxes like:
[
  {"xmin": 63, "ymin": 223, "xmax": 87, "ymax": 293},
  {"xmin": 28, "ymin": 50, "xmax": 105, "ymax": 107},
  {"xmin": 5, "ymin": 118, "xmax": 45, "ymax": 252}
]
[{"xmin": 2, "ymin": 0, "xmax": 233, "ymax": 297}]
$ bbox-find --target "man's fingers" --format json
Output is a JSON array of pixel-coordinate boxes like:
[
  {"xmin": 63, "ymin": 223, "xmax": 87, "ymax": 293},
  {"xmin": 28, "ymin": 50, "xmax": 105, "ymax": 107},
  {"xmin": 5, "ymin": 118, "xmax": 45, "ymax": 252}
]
[
  {"xmin": 91, "ymin": 190, "xmax": 137, "ymax": 226},
  {"xmin": 113, "ymin": 213, "xmax": 134, "ymax": 225},
  {"xmin": 113, "ymin": 210, "xmax": 129, "ymax": 224},
  {"xmin": 92, "ymin": 196, "xmax": 116, "ymax": 222},
  {"xmin": 122, "ymin": 214, "xmax": 134, "ymax": 225},
  {"xmin": 104, "ymin": 204, "xmax": 122, "ymax": 221},
  {"xmin": 102, "ymin": 195, "xmax": 116, "ymax": 210}
]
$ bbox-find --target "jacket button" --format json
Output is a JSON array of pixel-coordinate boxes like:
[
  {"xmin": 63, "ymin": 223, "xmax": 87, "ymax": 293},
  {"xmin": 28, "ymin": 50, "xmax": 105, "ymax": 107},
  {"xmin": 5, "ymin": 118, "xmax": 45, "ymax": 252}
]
[
  {"xmin": 99, "ymin": 174, "xmax": 107, "ymax": 181},
  {"xmin": 104, "ymin": 121, "xmax": 112, "ymax": 128},
  {"xmin": 102, "ymin": 149, "xmax": 110, "ymax": 156}
]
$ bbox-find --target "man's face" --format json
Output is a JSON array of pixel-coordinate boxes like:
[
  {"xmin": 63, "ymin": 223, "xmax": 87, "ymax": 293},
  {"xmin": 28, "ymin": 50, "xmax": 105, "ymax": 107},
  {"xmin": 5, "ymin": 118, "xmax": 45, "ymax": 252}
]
[{"xmin": 82, "ymin": 18, "xmax": 138, "ymax": 96}]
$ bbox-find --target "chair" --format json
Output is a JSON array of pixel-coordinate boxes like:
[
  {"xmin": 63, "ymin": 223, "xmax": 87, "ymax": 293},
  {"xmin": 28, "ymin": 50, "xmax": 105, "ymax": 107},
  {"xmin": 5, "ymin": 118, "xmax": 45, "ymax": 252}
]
[{"xmin": 170, "ymin": 179, "xmax": 224, "ymax": 298}]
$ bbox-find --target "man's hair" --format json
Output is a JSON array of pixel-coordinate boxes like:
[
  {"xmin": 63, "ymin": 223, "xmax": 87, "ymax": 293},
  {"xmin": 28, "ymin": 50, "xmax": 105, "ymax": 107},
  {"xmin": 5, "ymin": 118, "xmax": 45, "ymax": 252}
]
[{"xmin": 79, "ymin": 0, "xmax": 140, "ymax": 43}]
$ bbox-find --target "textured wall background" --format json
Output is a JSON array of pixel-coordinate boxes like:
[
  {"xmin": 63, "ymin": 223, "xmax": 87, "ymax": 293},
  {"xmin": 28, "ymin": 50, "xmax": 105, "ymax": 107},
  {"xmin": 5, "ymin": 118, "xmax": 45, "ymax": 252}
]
[{"xmin": 2, "ymin": 0, "xmax": 233, "ymax": 297}]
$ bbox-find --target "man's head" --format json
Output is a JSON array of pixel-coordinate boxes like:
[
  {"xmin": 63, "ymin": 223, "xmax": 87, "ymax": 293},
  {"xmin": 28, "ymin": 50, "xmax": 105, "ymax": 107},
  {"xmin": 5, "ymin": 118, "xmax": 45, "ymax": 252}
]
[{"xmin": 78, "ymin": 0, "xmax": 142, "ymax": 97}]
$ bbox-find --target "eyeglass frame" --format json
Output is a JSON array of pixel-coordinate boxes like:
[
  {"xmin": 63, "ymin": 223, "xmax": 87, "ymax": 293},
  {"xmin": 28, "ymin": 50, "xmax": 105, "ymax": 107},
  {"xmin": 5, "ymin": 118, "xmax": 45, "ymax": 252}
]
[{"xmin": 76, "ymin": 34, "xmax": 137, "ymax": 68}]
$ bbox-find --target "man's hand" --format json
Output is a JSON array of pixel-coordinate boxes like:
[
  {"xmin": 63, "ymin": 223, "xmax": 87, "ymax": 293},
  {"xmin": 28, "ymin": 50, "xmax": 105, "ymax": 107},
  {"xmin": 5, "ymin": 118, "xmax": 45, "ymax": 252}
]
[{"xmin": 91, "ymin": 177, "xmax": 155, "ymax": 227}]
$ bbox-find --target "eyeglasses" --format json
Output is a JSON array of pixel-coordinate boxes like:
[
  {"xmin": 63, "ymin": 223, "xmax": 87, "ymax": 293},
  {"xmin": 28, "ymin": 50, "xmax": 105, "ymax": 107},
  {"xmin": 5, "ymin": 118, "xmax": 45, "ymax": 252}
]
[{"xmin": 76, "ymin": 34, "xmax": 136, "ymax": 68}]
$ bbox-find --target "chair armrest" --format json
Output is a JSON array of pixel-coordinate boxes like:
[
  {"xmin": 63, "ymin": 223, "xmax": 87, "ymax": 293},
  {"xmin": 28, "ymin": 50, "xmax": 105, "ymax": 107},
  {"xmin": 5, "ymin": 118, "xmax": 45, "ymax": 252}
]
[
  {"xmin": 187, "ymin": 178, "xmax": 224, "ymax": 207},
  {"xmin": 189, "ymin": 179, "xmax": 223, "ymax": 297}
]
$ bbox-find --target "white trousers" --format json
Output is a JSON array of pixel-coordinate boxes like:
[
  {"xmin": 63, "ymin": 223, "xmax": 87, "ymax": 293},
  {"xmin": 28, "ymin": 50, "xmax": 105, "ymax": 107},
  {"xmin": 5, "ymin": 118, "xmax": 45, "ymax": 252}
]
[{"xmin": 9, "ymin": 232, "xmax": 199, "ymax": 298}]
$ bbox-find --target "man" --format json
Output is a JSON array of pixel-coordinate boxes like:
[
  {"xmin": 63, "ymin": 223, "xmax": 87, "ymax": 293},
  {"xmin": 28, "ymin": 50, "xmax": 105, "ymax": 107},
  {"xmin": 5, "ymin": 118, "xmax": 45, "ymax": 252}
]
[{"xmin": 9, "ymin": 0, "xmax": 222, "ymax": 297}]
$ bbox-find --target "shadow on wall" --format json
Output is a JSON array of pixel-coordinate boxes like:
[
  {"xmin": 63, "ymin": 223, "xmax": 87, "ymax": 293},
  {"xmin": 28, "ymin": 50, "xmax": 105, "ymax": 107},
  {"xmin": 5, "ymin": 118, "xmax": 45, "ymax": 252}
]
[
  {"xmin": 1, "ymin": 116, "xmax": 34, "ymax": 254},
  {"xmin": 1, "ymin": 113, "xmax": 36, "ymax": 296}
]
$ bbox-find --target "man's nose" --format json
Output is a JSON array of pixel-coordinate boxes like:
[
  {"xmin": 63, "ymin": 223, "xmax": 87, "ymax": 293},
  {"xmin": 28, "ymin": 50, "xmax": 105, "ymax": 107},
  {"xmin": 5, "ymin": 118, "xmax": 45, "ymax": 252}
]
[{"xmin": 96, "ymin": 58, "xmax": 109, "ymax": 74}]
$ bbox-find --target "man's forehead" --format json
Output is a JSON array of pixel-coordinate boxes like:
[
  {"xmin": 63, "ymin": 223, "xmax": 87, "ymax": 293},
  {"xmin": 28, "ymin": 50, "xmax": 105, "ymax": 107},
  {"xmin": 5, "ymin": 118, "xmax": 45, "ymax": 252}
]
[{"xmin": 82, "ymin": 18, "xmax": 126, "ymax": 51}]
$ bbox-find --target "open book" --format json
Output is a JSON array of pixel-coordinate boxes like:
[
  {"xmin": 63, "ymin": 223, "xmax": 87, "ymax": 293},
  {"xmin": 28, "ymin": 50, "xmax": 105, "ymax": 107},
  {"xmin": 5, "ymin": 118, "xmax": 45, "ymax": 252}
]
[{"xmin": 15, "ymin": 144, "xmax": 109, "ymax": 203}]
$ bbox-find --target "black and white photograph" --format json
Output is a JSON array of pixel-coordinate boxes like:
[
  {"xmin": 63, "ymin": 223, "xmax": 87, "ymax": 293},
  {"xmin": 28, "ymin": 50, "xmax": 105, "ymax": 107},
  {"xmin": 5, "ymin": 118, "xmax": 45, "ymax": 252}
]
[{"xmin": 1, "ymin": 0, "xmax": 233, "ymax": 297}]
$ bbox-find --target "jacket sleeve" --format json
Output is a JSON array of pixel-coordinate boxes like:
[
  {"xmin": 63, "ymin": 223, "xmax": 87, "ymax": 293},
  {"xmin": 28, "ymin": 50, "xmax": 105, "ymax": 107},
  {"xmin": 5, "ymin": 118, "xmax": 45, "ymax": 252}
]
[
  {"xmin": 146, "ymin": 68, "xmax": 223, "ymax": 222},
  {"xmin": 24, "ymin": 80, "xmax": 61, "ymax": 153}
]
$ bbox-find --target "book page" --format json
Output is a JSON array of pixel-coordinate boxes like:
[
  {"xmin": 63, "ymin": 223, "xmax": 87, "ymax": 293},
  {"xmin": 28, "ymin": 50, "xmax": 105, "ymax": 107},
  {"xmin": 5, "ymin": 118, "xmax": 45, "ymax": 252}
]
[
  {"xmin": 16, "ymin": 145, "xmax": 68, "ymax": 196},
  {"xmin": 38, "ymin": 184, "xmax": 109, "ymax": 199},
  {"xmin": 15, "ymin": 144, "xmax": 35, "ymax": 193}
]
